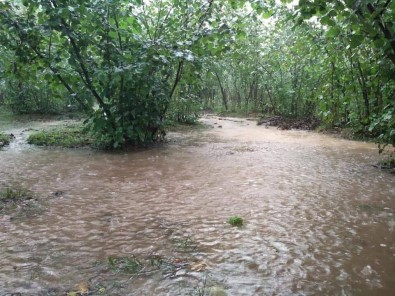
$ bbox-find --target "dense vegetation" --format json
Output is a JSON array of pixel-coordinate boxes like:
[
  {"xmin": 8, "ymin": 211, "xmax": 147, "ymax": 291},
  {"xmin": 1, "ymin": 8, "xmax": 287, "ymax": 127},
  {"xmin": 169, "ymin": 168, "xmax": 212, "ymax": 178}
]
[{"xmin": 0, "ymin": 0, "xmax": 394, "ymax": 150}]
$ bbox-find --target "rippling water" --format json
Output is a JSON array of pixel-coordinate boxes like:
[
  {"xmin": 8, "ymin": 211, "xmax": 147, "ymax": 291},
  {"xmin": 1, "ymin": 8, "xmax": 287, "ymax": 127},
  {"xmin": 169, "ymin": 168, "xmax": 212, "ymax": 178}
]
[{"xmin": 0, "ymin": 116, "xmax": 394, "ymax": 295}]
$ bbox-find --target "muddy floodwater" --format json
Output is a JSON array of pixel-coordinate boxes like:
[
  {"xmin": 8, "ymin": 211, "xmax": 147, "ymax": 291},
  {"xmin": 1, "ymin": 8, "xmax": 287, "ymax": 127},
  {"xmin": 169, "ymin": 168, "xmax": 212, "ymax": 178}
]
[{"xmin": 0, "ymin": 115, "xmax": 394, "ymax": 295}]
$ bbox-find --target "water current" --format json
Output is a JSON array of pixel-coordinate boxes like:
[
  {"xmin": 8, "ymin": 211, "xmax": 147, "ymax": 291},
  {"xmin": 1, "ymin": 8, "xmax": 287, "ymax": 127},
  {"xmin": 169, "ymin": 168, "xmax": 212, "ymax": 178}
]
[{"xmin": 0, "ymin": 115, "xmax": 394, "ymax": 295}]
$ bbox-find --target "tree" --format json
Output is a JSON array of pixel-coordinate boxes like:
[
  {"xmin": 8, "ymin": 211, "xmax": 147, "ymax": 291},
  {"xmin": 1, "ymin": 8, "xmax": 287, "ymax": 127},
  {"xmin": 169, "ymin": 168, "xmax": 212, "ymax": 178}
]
[
  {"xmin": 291, "ymin": 0, "xmax": 395, "ymax": 149},
  {"xmin": 0, "ymin": 0, "xmax": 237, "ymax": 147}
]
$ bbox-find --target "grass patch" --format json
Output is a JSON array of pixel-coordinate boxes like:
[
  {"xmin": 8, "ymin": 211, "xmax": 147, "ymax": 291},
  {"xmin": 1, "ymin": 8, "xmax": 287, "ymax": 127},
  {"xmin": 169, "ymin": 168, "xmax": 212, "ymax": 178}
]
[
  {"xmin": 27, "ymin": 120, "xmax": 207, "ymax": 148},
  {"xmin": 0, "ymin": 132, "xmax": 13, "ymax": 148},
  {"xmin": 0, "ymin": 187, "xmax": 33, "ymax": 202},
  {"xmin": 227, "ymin": 216, "xmax": 244, "ymax": 227},
  {"xmin": 28, "ymin": 124, "xmax": 93, "ymax": 148}
]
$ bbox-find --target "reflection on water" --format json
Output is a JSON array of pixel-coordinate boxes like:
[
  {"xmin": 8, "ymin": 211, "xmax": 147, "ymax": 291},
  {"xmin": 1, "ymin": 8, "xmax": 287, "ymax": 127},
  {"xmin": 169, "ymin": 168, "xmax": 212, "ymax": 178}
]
[{"xmin": 0, "ymin": 115, "xmax": 394, "ymax": 295}]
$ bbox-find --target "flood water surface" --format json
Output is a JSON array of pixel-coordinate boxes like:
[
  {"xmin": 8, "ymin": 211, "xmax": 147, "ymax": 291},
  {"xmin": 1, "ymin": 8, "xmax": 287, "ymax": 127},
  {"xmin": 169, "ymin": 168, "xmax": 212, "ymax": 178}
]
[{"xmin": 0, "ymin": 116, "xmax": 394, "ymax": 295}]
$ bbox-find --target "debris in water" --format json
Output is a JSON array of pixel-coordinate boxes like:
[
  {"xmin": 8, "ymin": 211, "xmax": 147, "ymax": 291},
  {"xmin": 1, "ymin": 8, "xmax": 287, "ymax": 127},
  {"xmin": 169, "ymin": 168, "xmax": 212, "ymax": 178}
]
[
  {"xmin": 189, "ymin": 260, "xmax": 207, "ymax": 272},
  {"xmin": 361, "ymin": 265, "xmax": 373, "ymax": 276}
]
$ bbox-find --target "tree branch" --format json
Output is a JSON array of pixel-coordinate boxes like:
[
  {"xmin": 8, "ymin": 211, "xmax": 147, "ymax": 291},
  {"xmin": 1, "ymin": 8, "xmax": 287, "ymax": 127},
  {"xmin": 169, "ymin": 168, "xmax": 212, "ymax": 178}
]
[{"xmin": 50, "ymin": 0, "xmax": 113, "ymax": 118}]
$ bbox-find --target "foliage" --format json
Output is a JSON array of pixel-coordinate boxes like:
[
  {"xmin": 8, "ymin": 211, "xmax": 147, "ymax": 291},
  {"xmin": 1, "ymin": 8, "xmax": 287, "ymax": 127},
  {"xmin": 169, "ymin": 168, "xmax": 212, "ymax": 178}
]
[
  {"xmin": 293, "ymin": 0, "xmax": 395, "ymax": 68},
  {"xmin": 27, "ymin": 125, "xmax": 93, "ymax": 148},
  {"xmin": 193, "ymin": 1, "xmax": 395, "ymax": 151},
  {"xmin": 0, "ymin": 0, "xmax": 249, "ymax": 148},
  {"xmin": 227, "ymin": 215, "xmax": 244, "ymax": 226},
  {"xmin": 289, "ymin": 0, "xmax": 395, "ymax": 150},
  {"xmin": 0, "ymin": 0, "xmax": 393, "ymax": 151},
  {"xmin": 0, "ymin": 40, "xmax": 76, "ymax": 114},
  {"xmin": 369, "ymin": 105, "xmax": 395, "ymax": 152}
]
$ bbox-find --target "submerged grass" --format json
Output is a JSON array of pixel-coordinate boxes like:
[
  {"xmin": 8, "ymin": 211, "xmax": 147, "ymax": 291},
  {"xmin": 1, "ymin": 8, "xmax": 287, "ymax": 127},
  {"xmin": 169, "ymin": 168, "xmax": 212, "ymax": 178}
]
[
  {"xmin": 0, "ymin": 187, "xmax": 33, "ymax": 202},
  {"xmin": 108, "ymin": 255, "xmax": 144, "ymax": 274},
  {"xmin": 172, "ymin": 235, "xmax": 198, "ymax": 253},
  {"xmin": 0, "ymin": 185, "xmax": 41, "ymax": 217}
]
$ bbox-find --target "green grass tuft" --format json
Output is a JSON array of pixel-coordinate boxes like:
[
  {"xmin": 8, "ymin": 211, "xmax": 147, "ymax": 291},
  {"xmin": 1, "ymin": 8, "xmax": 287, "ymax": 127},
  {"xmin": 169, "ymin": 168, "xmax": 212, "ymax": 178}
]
[{"xmin": 227, "ymin": 216, "xmax": 244, "ymax": 227}]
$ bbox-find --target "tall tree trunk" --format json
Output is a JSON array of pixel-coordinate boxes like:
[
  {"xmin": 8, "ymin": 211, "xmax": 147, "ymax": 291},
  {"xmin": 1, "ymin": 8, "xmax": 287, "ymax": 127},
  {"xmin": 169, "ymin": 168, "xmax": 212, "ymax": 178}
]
[
  {"xmin": 215, "ymin": 72, "xmax": 228, "ymax": 111},
  {"xmin": 356, "ymin": 60, "xmax": 370, "ymax": 119}
]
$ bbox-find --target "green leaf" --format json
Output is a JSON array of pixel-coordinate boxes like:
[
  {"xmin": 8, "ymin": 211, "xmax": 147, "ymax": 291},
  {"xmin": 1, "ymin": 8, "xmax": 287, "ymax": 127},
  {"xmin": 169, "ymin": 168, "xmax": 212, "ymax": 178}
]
[
  {"xmin": 349, "ymin": 34, "xmax": 364, "ymax": 48},
  {"xmin": 320, "ymin": 16, "xmax": 335, "ymax": 26},
  {"xmin": 326, "ymin": 27, "xmax": 340, "ymax": 38}
]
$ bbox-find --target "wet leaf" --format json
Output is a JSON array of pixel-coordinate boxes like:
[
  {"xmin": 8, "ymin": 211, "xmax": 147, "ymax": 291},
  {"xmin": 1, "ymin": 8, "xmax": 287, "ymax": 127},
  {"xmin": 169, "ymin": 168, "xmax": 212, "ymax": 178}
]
[
  {"xmin": 77, "ymin": 281, "xmax": 89, "ymax": 294},
  {"xmin": 98, "ymin": 287, "xmax": 106, "ymax": 294},
  {"xmin": 189, "ymin": 260, "xmax": 207, "ymax": 272}
]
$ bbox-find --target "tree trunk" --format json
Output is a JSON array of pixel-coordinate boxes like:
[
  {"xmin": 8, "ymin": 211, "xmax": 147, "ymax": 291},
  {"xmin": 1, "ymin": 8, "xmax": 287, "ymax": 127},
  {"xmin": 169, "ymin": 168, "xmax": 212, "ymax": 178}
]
[{"xmin": 215, "ymin": 72, "xmax": 228, "ymax": 111}]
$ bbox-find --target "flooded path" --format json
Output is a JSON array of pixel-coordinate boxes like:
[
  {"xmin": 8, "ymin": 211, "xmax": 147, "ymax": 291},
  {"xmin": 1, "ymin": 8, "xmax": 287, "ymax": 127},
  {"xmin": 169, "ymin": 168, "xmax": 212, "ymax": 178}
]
[{"xmin": 0, "ymin": 115, "xmax": 394, "ymax": 295}]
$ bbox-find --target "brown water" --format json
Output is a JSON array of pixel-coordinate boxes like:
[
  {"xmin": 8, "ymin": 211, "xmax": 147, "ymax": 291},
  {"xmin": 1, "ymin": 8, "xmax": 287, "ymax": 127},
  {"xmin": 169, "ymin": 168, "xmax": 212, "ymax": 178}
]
[{"xmin": 0, "ymin": 115, "xmax": 394, "ymax": 295}]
